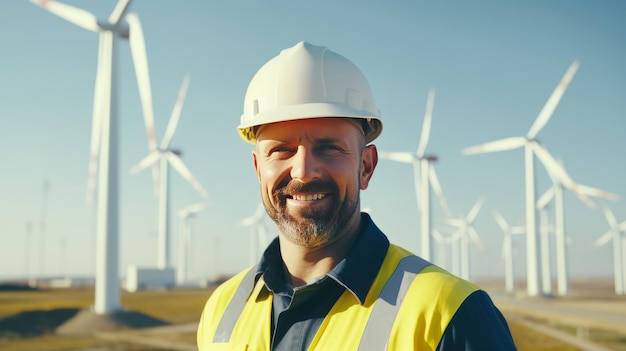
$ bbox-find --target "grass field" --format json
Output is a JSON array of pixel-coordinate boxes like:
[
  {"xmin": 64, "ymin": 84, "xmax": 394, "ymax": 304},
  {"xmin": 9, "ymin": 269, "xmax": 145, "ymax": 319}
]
[{"xmin": 0, "ymin": 284, "xmax": 622, "ymax": 350}]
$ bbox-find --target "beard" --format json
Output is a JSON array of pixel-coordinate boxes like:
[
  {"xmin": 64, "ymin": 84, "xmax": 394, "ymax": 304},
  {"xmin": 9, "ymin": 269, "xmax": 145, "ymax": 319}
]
[{"xmin": 263, "ymin": 178, "xmax": 360, "ymax": 247}]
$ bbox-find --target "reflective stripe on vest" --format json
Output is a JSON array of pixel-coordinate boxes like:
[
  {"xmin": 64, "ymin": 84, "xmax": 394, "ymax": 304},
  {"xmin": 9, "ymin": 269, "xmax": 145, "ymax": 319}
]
[
  {"xmin": 357, "ymin": 255, "xmax": 430, "ymax": 350},
  {"xmin": 213, "ymin": 266, "xmax": 257, "ymax": 343},
  {"xmin": 211, "ymin": 255, "xmax": 430, "ymax": 347}
]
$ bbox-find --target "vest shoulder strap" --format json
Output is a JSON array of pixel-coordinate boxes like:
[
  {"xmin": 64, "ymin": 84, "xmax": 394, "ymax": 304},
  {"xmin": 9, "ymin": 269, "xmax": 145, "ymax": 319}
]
[
  {"xmin": 213, "ymin": 267, "xmax": 257, "ymax": 342},
  {"xmin": 357, "ymin": 254, "xmax": 430, "ymax": 350}
]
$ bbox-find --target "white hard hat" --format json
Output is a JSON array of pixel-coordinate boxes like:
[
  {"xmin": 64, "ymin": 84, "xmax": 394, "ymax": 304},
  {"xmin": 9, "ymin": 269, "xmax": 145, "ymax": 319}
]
[{"xmin": 238, "ymin": 41, "xmax": 383, "ymax": 145}]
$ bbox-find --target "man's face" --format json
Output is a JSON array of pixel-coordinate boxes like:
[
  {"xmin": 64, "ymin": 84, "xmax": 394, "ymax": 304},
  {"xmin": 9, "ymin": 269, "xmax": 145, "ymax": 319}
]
[{"xmin": 253, "ymin": 118, "xmax": 377, "ymax": 248}]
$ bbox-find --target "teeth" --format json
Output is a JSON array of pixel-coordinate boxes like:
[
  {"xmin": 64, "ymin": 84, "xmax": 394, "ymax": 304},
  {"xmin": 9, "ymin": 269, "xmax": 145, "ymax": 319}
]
[{"xmin": 292, "ymin": 193, "xmax": 326, "ymax": 201}]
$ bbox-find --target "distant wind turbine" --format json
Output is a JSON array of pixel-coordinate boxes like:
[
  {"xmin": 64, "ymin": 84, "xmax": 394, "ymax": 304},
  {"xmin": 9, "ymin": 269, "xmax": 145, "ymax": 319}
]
[
  {"xmin": 38, "ymin": 179, "xmax": 50, "ymax": 278},
  {"xmin": 462, "ymin": 60, "xmax": 580, "ymax": 296},
  {"xmin": 493, "ymin": 210, "xmax": 525, "ymax": 294},
  {"xmin": 379, "ymin": 89, "xmax": 451, "ymax": 261},
  {"xmin": 238, "ymin": 203, "xmax": 270, "ymax": 266},
  {"xmin": 592, "ymin": 205, "xmax": 626, "ymax": 295},
  {"xmin": 534, "ymin": 146, "xmax": 619, "ymax": 295},
  {"xmin": 176, "ymin": 203, "xmax": 205, "ymax": 285},
  {"xmin": 32, "ymin": 0, "xmax": 150, "ymax": 314},
  {"xmin": 432, "ymin": 228, "xmax": 460, "ymax": 272},
  {"xmin": 131, "ymin": 75, "xmax": 208, "ymax": 270},
  {"xmin": 445, "ymin": 196, "xmax": 487, "ymax": 281}
]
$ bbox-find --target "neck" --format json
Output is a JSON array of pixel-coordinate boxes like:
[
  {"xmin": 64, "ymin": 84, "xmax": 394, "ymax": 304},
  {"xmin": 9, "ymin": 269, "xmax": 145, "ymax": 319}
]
[{"xmin": 279, "ymin": 213, "xmax": 362, "ymax": 287}]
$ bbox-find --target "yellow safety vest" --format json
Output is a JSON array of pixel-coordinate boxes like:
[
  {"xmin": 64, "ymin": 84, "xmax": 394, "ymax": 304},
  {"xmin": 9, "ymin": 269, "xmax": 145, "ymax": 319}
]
[{"xmin": 197, "ymin": 244, "xmax": 479, "ymax": 350}]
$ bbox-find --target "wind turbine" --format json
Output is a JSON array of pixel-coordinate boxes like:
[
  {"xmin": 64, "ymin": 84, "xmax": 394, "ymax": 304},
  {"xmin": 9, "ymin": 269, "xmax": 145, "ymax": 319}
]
[
  {"xmin": 534, "ymin": 145, "xmax": 619, "ymax": 295},
  {"xmin": 445, "ymin": 197, "xmax": 487, "ymax": 281},
  {"xmin": 238, "ymin": 203, "xmax": 270, "ymax": 266},
  {"xmin": 32, "ymin": 0, "xmax": 152, "ymax": 314},
  {"xmin": 493, "ymin": 210, "xmax": 525, "ymax": 294},
  {"xmin": 592, "ymin": 205, "xmax": 626, "ymax": 295},
  {"xmin": 432, "ymin": 228, "xmax": 460, "ymax": 272},
  {"xmin": 379, "ymin": 89, "xmax": 451, "ymax": 261},
  {"xmin": 462, "ymin": 60, "xmax": 579, "ymax": 296},
  {"xmin": 131, "ymin": 75, "xmax": 208, "ymax": 270},
  {"xmin": 176, "ymin": 202, "xmax": 205, "ymax": 286}
]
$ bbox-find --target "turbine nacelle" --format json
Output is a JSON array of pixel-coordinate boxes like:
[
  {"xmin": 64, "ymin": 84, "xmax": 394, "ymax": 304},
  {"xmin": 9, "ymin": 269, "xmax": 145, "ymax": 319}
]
[{"xmin": 96, "ymin": 21, "xmax": 129, "ymax": 37}]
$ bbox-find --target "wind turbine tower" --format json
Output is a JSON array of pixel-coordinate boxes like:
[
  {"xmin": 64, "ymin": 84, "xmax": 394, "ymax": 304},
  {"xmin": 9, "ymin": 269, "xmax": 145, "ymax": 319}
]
[
  {"xmin": 463, "ymin": 61, "xmax": 579, "ymax": 296},
  {"xmin": 38, "ymin": 180, "xmax": 50, "ymax": 279},
  {"xmin": 32, "ymin": 0, "xmax": 154, "ymax": 314}
]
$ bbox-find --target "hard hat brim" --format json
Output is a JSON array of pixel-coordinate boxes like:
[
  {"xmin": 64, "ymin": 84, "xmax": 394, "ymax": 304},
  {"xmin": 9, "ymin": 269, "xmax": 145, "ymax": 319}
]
[{"xmin": 237, "ymin": 102, "xmax": 382, "ymax": 145}]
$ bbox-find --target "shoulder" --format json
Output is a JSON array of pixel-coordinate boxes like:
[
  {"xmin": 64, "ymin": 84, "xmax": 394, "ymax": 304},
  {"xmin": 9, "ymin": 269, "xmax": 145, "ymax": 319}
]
[{"xmin": 437, "ymin": 290, "xmax": 518, "ymax": 350}]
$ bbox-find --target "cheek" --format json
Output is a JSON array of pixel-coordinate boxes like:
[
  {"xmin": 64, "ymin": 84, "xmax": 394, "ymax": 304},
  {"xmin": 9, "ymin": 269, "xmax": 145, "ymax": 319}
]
[{"xmin": 257, "ymin": 160, "xmax": 285, "ymax": 192}]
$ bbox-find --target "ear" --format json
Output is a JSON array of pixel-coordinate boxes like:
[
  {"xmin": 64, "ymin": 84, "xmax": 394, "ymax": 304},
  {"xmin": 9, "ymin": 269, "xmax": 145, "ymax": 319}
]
[
  {"xmin": 252, "ymin": 150, "xmax": 261, "ymax": 182},
  {"xmin": 360, "ymin": 144, "xmax": 378, "ymax": 190}
]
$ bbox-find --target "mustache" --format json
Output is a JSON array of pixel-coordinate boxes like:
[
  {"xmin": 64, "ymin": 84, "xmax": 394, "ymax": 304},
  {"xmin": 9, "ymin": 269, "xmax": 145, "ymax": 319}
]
[{"xmin": 277, "ymin": 179, "xmax": 337, "ymax": 196}]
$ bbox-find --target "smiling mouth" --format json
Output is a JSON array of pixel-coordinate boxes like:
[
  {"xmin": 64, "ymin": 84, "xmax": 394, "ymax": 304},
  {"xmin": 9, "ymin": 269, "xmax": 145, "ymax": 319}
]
[{"xmin": 288, "ymin": 193, "xmax": 327, "ymax": 201}]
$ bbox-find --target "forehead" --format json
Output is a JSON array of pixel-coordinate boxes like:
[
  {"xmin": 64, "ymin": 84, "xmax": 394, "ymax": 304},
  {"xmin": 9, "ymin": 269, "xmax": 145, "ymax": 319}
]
[{"xmin": 256, "ymin": 118, "xmax": 363, "ymax": 143}]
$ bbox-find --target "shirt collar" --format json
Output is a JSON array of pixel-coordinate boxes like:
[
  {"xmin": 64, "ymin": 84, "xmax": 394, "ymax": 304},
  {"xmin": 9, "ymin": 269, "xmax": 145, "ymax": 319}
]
[{"xmin": 254, "ymin": 212, "xmax": 389, "ymax": 305}]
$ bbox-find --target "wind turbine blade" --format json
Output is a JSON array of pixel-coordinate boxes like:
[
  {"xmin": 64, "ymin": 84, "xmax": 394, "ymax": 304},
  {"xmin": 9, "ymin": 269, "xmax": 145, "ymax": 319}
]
[
  {"xmin": 165, "ymin": 152, "xmax": 208, "ymax": 198},
  {"xmin": 238, "ymin": 217, "xmax": 254, "ymax": 227},
  {"xmin": 161, "ymin": 75, "xmax": 191, "ymax": 150},
  {"xmin": 31, "ymin": 0, "xmax": 99, "ymax": 32},
  {"xmin": 531, "ymin": 143, "xmax": 595, "ymax": 207},
  {"xmin": 86, "ymin": 36, "xmax": 107, "ymax": 205},
  {"xmin": 467, "ymin": 196, "xmax": 486, "ymax": 223},
  {"xmin": 576, "ymin": 184, "xmax": 620, "ymax": 201},
  {"xmin": 179, "ymin": 202, "xmax": 205, "ymax": 217},
  {"xmin": 492, "ymin": 210, "xmax": 509, "ymax": 231},
  {"xmin": 536, "ymin": 186, "xmax": 556, "ymax": 210},
  {"xmin": 462, "ymin": 137, "xmax": 526, "ymax": 155},
  {"xmin": 432, "ymin": 229, "xmax": 444, "ymax": 242},
  {"xmin": 126, "ymin": 13, "xmax": 159, "ymax": 194},
  {"xmin": 378, "ymin": 151, "xmax": 415, "ymax": 164},
  {"xmin": 416, "ymin": 88, "xmax": 435, "ymax": 157},
  {"xmin": 511, "ymin": 226, "xmax": 526, "ymax": 235},
  {"xmin": 445, "ymin": 218, "xmax": 464, "ymax": 227},
  {"xmin": 187, "ymin": 202, "xmax": 205, "ymax": 214},
  {"xmin": 527, "ymin": 60, "xmax": 580, "ymax": 139},
  {"xmin": 602, "ymin": 205, "xmax": 618, "ymax": 228},
  {"xmin": 108, "ymin": 0, "xmax": 132, "ymax": 24},
  {"xmin": 468, "ymin": 227, "xmax": 486, "ymax": 252},
  {"xmin": 429, "ymin": 166, "xmax": 451, "ymax": 217},
  {"xmin": 127, "ymin": 13, "xmax": 156, "ymax": 153},
  {"xmin": 619, "ymin": 222, "xmax": 626, "ymax": 232},
  {"xmin": 130, "ymin": 151, "xmax": 160, "ymax": 175},
  {"xmin": 592, "ymin": 230, "xmax": 613, "ymax": 248},
  {"xmin": 254, "ymin": 202, "xmax": 266, "ymax": 220}
]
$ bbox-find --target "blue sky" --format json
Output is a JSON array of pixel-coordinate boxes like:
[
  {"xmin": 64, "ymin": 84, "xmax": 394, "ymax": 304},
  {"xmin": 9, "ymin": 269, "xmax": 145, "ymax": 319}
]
[{"xmin": 1, "ymin": 0, "xmax": 625, "ymax": 283}]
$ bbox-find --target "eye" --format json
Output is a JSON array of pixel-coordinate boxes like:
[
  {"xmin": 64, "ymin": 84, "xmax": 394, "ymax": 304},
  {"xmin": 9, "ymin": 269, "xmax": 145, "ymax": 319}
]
[
  {"xmin": 315, "ymin": 144, "xmax": 342, "ymax": 154},
  {"xmin": 268, "ymin": 145, "xmax": 295, "ymax": 157}
]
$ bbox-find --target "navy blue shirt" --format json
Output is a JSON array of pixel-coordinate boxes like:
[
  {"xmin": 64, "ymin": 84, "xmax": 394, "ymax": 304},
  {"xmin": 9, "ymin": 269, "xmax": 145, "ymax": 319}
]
[{"xmin": 253, "ymin": 213, "xmax": 517, "ymax": 350}]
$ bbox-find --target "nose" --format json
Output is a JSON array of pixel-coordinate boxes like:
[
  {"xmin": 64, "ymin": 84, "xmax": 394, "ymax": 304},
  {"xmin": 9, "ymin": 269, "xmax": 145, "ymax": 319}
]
[{"xmin": 290, "ymin": 146, "xmax": 321, "ymax": 183}]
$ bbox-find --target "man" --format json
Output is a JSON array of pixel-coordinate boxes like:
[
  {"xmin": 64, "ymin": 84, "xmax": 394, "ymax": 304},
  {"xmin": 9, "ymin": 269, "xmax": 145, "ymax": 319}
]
[{"xmin": 197, "ymin": 41, "xmax": 517, "ymax": 350}]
